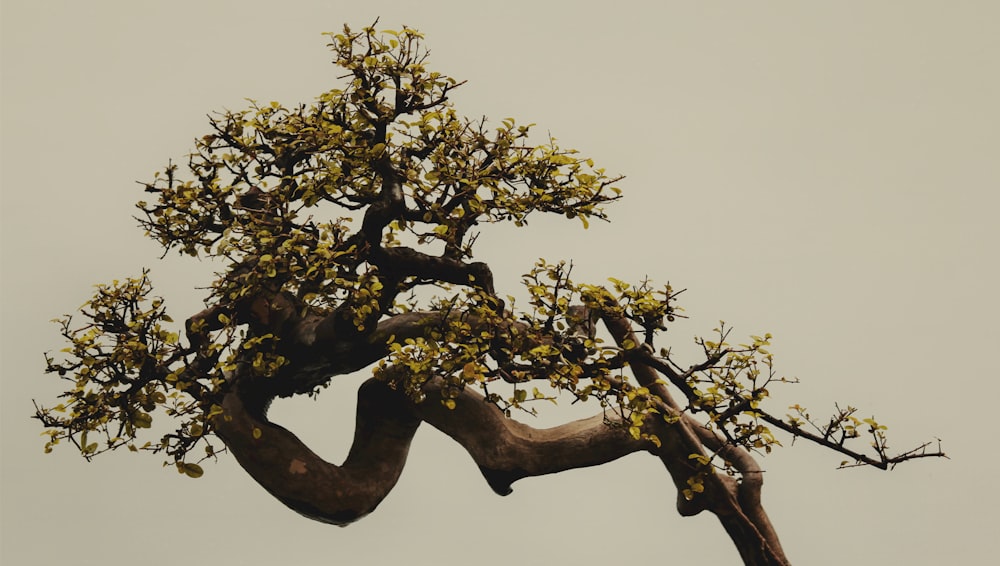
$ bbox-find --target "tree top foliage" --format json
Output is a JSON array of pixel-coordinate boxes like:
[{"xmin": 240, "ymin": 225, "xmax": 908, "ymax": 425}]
[
  {"xmin": 38, "ymin": 23, "xmax": 630, "ymax": 467},
  {"xmin": 36, "ymin": 23, "xmax": 944, "ymax": 564}
]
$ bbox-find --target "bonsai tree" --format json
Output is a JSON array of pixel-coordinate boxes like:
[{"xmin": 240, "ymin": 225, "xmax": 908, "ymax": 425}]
[{"xmin": 35, "ymin": 24, "xmax": 944, "ymax": 565}]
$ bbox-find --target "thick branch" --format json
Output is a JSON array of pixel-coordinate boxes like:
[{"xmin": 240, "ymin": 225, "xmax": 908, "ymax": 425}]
[
  {"xmin": 414, "ymin": 379, "xmax": 648, "ymax": 495},
  {"xmin": 212, "ymin": 375, "xmax": 651, "ymax": 524},
  {"xmin": 600, "ymin": 312, "xmax": 790, "ymax": 566},
  {"xmin": 371, "ymin": 246, "xmax": 495, "ymax": 294},
  {"xmin": 359, "ymin": 157, "xmax": 406, "ymax": 246},
  {"xmin": 275, "ymin": 309, "xmax": 513, "ymax": 396}
]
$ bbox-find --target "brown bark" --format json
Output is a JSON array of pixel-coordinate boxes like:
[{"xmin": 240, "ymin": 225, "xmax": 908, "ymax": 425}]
[
  {"xmin": 212, "ymin": 375, "xmax": 651, "ymax": 525},
  {"xmin": 414, "ymin": 379, "xmax": 649, "ymax": 495},
  {"xmin": 600, "ymin": 315, "xmax": 790, "ymax": 565},
  {"xmin": 212, "ymin": 379, "xmax": 421, "ymax": 525}
]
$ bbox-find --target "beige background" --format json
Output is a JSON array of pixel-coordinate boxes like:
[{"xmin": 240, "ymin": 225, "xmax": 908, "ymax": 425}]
[{"xmin": 3, "ymin": 1, "xmax": 998, "ymax": 564}]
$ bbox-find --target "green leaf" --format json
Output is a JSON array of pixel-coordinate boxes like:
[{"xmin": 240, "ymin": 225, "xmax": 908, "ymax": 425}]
[
  {"xmin": 181, "ymin": 463, "xmax": 204, "ymax": 478},
  {"xmin": 133, "ymin": 412, "xmax": 153, "ymax": 429}
]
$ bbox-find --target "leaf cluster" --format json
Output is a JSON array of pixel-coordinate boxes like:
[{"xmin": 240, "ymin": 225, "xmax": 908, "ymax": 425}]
[{"xmin": 37, "ymin": 272, "xmax": 222, "ymax": 473}]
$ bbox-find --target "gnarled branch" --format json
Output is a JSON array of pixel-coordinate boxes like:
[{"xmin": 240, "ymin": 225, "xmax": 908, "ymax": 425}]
[{"xmin": 212, "ymin": 374, "xmax": 650, "ymax": 525}]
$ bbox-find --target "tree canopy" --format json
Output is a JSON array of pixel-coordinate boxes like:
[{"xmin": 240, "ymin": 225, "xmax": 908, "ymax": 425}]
[{"xmin": 35, "ymin": 24, "xmax": 945, "ymax": 565}]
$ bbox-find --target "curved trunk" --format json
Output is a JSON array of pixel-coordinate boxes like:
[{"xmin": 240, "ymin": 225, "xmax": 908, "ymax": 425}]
[
  {"xmin": 213, "ymin": 376, "xmax": 650, "ymax": 522},
  {"xmin": 212, "ymin": 379, "xmax": 421, "ymax": 525}
]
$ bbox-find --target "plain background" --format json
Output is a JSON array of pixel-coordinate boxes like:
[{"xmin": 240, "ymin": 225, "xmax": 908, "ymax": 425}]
[{"xmin": 3, "ymin": 1, "xmax": 998, "ymax": 564}]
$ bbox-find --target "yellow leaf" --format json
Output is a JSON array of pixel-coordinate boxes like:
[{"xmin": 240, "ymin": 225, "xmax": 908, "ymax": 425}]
[{"xmin": 461, "ymin": 362, "xmax": 478, "ymax": 379}]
